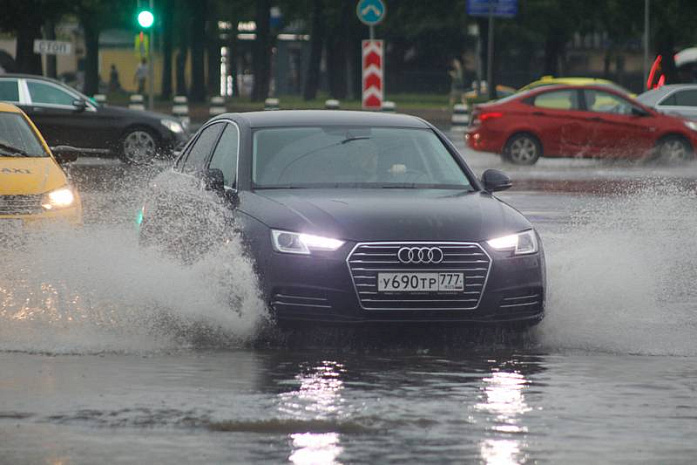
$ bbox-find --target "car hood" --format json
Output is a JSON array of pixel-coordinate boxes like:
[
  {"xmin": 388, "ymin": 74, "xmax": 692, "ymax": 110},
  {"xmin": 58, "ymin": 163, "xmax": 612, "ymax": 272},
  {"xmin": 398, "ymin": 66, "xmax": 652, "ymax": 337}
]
[
  {"xmin": 0, "ymin": 157, "xmax": 67, "ymax": 195},
  {"xmin": 240, "ymin": 189, "xmax": 531, "ymax": 242}
]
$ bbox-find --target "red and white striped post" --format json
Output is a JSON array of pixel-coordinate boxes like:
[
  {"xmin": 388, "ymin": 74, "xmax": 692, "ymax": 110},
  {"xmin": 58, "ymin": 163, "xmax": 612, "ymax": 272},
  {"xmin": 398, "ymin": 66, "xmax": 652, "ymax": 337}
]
[{"xmin": 362, "ymin": 40, "xmax": 384, "ymax": 110}]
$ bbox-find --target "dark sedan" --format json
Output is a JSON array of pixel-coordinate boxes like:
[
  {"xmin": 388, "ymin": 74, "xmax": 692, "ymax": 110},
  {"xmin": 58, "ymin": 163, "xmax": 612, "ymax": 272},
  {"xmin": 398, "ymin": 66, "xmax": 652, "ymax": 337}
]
[
  {"xmin": 140, "ymin": 111, "xmax": 545, "ymax": 326},
  {"xmin": 0, "ymin": 74, "xmax": 188, "ymax": 164}
]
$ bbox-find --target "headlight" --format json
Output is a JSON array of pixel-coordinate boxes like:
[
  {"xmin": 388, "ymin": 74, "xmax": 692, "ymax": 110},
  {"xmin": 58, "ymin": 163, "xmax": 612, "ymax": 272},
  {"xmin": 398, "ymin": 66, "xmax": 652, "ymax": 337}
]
[
  {"xmin": 487, "ymin": 230, "xmax": 538, "ymax": 255},
  {"xmin": 684, "ymin": 121, "xmax": 697, "ymax": 132},
  {"xmin": 161, "ymin": 119, "xmax": 184, "ymax": 133},
  {"xmin": 41, "ymin": 186, "xmax": 75, "ymax": 210},
  {"xmin": 271, "ymin": 229, "xmax": 345, "ymax": 255}
]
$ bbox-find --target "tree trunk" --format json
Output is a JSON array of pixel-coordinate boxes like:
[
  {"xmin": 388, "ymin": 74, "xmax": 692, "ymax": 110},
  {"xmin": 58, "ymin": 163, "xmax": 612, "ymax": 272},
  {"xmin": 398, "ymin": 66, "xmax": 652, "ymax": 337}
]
[
  {"xmin": 207, "ymin": 30, "xmax": 221, "ymax": 97},
  {"xmin": 303, "ymin": 0, "xmax": 324, "ymax": 101},
  {"xmin": 44, "ymin": 20, "xmax": 57, "ymax": 78},
  {"xmin": 189, "ymin": 0, "xmax": 206, "ymax": 102},
  {"xmin": 543, "ymin": 30, "xmax": 565, "ymax": 76},
  {"xmin": 176, "ymin": 48, "xmax": 188, "ymax": 95},
  {"xmin": 161, "ymin": 0, "xmax": 173, "ymax": 99},
  {"xmin": 15, "ymin": 23, "xmax": 42, "ymax": 75},
  {"xmin": 82, "ymin": 20, "xmax": 100, "ymax": 96},
  {"xmin": 252, "ymin": 0, "xmax": 272, "ymax": 102}
]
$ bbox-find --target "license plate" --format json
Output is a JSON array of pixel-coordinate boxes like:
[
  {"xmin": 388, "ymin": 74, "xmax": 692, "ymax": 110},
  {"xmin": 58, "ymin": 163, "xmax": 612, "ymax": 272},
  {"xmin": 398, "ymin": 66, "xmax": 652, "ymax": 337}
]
[{"xmin": 377, "ymin": 272, "xmax": 464, "ymax": 292}]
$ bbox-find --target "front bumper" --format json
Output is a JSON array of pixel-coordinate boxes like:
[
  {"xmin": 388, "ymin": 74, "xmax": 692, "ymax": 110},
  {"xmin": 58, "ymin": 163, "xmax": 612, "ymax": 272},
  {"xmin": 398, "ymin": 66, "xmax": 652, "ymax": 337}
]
[
  {"xmin": 0, "ymin": 204, "xmax": 83, "ymax": 230},
  {"xmin": 258, "ymin": 241, "xmax": 545, "ymax": 325}
]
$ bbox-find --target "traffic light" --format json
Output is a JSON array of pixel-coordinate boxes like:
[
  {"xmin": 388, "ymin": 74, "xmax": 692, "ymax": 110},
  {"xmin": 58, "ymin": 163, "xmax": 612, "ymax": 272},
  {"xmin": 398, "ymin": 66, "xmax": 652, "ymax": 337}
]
[{"xmin": 137, "ymin": 10, "xmax": 154, "ymax": 29}]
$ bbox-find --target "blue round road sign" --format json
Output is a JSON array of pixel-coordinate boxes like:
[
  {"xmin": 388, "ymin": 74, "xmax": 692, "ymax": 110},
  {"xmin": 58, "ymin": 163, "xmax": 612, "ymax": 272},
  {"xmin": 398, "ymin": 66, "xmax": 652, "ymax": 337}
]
[{"xmin": 357, "ymin": 0, "xmax": 386, "ymax": 26}]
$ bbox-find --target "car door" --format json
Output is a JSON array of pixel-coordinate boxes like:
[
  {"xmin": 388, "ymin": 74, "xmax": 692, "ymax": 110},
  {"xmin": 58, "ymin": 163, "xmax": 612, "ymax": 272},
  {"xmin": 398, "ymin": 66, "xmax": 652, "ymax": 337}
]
[
  {"xmin": 0, "ymin": 78, "xmax": 22, "ymax": 106},
  {"xmin": 527, "ymin": 88, "xmax": 588, "ymax": 156},
  {"xmin": 655, "ymin": 88, "xmax": 697, "ymax": 120},
  {"xmin": 580, "ymin": 89, "xmax": 655, "ymax": 158},
  {"xmin": 21, "ymin": 79, "xmax": 99, "ymax": 149}
]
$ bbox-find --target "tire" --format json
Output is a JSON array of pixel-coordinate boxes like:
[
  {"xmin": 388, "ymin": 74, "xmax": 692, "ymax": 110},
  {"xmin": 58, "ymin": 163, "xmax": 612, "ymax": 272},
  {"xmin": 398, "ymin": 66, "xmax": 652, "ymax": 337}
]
[
  {"xmin": 120, "ymin": 128, "xmax": 159, "ymax": 165},
  {"xmin": 503, "ymin": 133, "xmax": 542, "ymax": 165},
  {"xmin": 654, "ymin": 135, "xmax": 693, "ymax": 164}
]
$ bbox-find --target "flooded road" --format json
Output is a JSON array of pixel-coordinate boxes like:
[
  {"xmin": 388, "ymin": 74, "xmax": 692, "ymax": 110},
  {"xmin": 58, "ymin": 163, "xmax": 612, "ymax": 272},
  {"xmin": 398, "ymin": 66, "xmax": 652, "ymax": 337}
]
[{"xmin": 1, "ymin": 135, "xmax": 696, "ymax": 464}]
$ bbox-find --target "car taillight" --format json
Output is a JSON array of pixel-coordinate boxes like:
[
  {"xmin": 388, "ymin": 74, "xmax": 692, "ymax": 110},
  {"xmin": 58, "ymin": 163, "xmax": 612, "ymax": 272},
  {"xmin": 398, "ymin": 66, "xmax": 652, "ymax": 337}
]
[{"xmin": 480, "ymin": 112, "xmax": 503, "ymax": 121}]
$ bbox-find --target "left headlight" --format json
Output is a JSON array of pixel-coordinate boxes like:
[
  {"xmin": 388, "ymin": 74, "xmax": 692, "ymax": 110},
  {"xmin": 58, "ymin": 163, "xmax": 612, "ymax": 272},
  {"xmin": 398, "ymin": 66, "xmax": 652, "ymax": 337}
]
[
  {"xmin": 271, "ymin": 229, "xmax": 345, "ymax": 255},
  {"xmin": 161, "ymin": 119, "xmax": 184, "ymax": 134},
  {"xmin": 41, "ymin": 186, "xmax": 76, "ymax": 210},
  {"xmin": 486, "ymin": 229, "xmax": 538, "ymax": 255}
]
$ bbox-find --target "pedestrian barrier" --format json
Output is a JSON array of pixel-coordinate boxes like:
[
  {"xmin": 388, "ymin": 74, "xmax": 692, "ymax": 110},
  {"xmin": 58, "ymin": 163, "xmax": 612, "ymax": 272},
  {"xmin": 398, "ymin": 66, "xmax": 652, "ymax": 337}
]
[
  {"xmin": 93, "ymin": 94, "xmax": 107, "ymax": 104},
  {"xmin": 172, "ymin": 95, "xmax": 190, "ymax": 127},
  {"xmin": 209, "ymin": 96, "xmax": 226, "ymax": 116},
  {"xmin": 128, "ymin": 94, "xmax": 145, "ymax": 111},
  {"xmin": 264, "ymin": 98, "xmax": 280, "ymax": 111},
  {"xmin": 451, "ymin": 103, "xmax": 469, "ymax": 132},
  {"xmin": 325, "ymin": 99, "xmax": 340, "ymax": 110},
  {"xmin": 381, "ymin": 101, "xmax": 396, "ymax": 112}
]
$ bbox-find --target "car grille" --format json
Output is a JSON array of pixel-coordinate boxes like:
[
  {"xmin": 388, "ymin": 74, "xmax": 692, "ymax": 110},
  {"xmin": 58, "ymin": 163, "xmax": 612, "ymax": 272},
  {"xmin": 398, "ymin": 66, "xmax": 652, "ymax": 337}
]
[
  {"xmin": 347, "ymin": 242, "xmax": 492, "ymax": 310},
  {"xmin": 499, "ymin": 290, "xmax": 543, "ymax": 312},
  {"xmin": 0, "ymin": 194, "xmax": 43, "ymax": 215}
]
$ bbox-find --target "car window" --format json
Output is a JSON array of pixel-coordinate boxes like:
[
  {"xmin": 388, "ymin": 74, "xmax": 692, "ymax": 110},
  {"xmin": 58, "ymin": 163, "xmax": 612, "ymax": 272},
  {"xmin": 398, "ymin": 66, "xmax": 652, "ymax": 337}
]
[
  {"xmin": 659, "ymin": 93, "xmax": 677, "ymax": 106},
  {"xmin": 253, "ymin": 127, "xmax": 472, "ymax": 190},
  {"xmin": 0, "ymin": 113, "xmax": 48, "ymax": 157},
  {"xmin": 671, "ymin": 90, "xmax": 697, "ymax": 106},
  {"xmin": 181, "ymin": 123, "xmax": 224, "ymax": 174},
  {"xmin": 583, "ymin": 90, "xmax": 634, "ymax": 115},
  {"xmin": 0, "ymin": 80, "xmax": 20, "ymax": 102},
  {"xmin": 533, "ymin": 90, "xmax": 579, "ymax": 110},
  {"xmin": 27, "ymin": 81, "xmax": 76, "ymax": 106},
  {"xmin": 208, "ymin": 124, "xmax": 239, "ymax": 188}
]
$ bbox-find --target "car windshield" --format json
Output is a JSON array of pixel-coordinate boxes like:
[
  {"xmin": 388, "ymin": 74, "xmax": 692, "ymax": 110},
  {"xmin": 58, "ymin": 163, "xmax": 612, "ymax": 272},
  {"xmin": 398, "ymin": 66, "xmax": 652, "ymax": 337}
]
[
  {"xmin": 252, "ymin": 126, "xmax": 473, "ymax": 190},
  {"xmin": 0, "ymin": 113, "xmax": 48, "ymax": 157}
]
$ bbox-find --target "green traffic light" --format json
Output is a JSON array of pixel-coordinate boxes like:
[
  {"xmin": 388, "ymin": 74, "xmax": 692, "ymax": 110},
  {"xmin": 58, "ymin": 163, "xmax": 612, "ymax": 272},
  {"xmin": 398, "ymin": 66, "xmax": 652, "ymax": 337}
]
[{"xmin": 137, "ymin": 10, "xmax": 154, "ymax": 28}]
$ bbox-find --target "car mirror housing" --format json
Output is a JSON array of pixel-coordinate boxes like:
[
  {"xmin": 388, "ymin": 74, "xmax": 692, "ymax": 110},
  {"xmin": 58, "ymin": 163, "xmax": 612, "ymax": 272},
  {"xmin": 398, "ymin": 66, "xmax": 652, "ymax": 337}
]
[
  {"xmin": 50, "ymin": 145, "xmax": 80, "ymax": 164},
  {"xmin": 204, "ymin": 168, "xmax": 225, "ymax": 193},
  {"xmin": 72, "ymin": 99, "xmax": 88, "ymax": 112},
  {"xmin": 481, "ymin": 169, "xmax": 512, "ymax": 192}
]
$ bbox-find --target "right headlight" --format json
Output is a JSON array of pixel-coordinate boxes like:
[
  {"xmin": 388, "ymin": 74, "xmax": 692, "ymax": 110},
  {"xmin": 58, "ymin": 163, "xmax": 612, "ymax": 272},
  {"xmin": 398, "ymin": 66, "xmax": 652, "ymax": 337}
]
[
  {"xmin": 486, "ymin": 230, "xmax": 538, "ymax": 255},
  {"xmin": 271, "ymin": 229, "xmax": 345, "ymax": 255},
  {"xmin": 41, "ymin": 186, "xmax": 76, "ymax": 210}
]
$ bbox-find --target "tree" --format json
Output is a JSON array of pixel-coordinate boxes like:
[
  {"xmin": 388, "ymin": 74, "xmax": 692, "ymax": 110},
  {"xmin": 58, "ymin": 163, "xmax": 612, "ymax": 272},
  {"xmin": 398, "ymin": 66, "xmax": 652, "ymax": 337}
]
[{"xmin": 251, "ymin": 0, "xmax": 271, "ymax": 101}]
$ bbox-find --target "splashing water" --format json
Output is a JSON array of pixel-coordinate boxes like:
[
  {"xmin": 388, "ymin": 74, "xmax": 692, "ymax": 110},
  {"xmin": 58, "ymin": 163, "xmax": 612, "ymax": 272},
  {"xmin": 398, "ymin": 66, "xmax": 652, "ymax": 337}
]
[{"xmin": 539, "ymin": 180, "xmax": 697, "ymax": 356}]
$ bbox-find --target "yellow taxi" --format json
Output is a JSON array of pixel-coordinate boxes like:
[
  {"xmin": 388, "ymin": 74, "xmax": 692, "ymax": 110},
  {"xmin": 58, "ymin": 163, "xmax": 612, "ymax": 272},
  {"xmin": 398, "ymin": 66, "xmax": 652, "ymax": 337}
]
[
  {"xmin": 0, "ymin": 102, "xmax": 81, "ymax": 230},
  {"xmin": 518, "ymin": 75, "xmax": 636, "ymax": 97}
]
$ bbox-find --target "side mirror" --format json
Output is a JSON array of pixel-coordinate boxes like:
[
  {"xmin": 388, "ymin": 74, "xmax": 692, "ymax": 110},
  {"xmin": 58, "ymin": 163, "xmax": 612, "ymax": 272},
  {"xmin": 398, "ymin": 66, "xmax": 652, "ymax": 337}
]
[
  {"xmin": 72, "ymin": 99, "xmax": 87, "ymax": 112},
  {"xmin": 481, "ymin": 169, "xmax": 512, "ymax": 192},
  {"xmin": 50, "ymin": 145, "xmax": 80, "ymax": 164},
  {"xmin": 204, "ymin": 168, "xmax": 225, "ymax": 193}
]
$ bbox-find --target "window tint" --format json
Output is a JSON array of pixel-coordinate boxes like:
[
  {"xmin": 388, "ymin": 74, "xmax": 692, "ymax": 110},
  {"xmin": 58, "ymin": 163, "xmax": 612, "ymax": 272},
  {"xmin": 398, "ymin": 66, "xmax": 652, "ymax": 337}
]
[
  {"xmin": 660, "ymin": 94, "xmax": 677, "ymax": 106},
  {"xmin": 533, "ymin": 90, "xmax": 578, "ymax": 110},
  {"xmin": 208, "ymin": 124, "xmax": 239, "ymax": 187},
  {"xmin": 182, "ymin": 123, "xmax": 224, "ymax": 173},
  {"xmin": 584, "ymin": 90, "xmax": 634, "ymax": 115},
  {"xmin": 0, "ymin": 80, "xmax": 19, "ymax": 102},
  {"xmin": 672, "ymin": 90, "xmax": 697, "ymax": 106},
  {"xmin": 27, "ymin": 81, "xmax": 76, "ymax": 106}
]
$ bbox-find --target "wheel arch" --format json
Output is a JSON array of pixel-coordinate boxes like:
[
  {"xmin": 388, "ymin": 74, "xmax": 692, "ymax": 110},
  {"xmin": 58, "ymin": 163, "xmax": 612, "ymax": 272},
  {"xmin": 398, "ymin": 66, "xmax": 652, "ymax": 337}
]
[{"xmin": 505, "ymin": 130, "xmax": 545, "ymax": 157}]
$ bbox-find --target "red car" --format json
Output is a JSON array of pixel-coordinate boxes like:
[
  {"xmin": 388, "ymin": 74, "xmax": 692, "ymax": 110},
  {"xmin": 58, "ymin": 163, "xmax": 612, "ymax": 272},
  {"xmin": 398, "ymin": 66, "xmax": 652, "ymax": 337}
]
[{"xmin": 466, "ymin": 85, "xmax": 697, "ymax": 165}]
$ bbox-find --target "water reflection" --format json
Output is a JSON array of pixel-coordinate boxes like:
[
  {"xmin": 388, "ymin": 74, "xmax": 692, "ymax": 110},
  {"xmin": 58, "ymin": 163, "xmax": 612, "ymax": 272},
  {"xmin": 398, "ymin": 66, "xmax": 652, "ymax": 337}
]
[
  {"xmin": 477, "ymin": 369, "xmax": 531, "ymax": 465},
  {"xmin": 279, "ymin": 360, "xmax": 346, "ymax": 465}
]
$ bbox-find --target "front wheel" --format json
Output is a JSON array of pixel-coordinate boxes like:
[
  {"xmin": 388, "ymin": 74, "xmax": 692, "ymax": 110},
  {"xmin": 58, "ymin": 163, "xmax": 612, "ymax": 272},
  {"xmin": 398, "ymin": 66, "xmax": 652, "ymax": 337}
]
[
  {"xmin": 654, "ymin": 136, "xmax": 693, "ymax": 164},
  {"xmin": 121, "ymin": 129, "xmax": 159, "ymax": 165},
  {"xmin": 503, "ymin": 133, "xmax": 541, "ymax": 165}
]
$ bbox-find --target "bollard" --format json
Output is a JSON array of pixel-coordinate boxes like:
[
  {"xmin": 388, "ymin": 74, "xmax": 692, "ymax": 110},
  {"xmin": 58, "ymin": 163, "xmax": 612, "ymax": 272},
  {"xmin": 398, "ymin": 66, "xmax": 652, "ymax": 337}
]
[
  {"xmin": 381, "ymin": 101, "xmax": 396, "ymax": 112},
  {"xmin": 451, "ymin": 103, "xmax": 469, "ymax": 132},
  {"xmin": 128, "ymin": 94, "xmax": 145, "ymax": 111},
  {"xmin": 93, "ymin": 94, "xmax": 107, "ymax": 104},
  {"xmin": 209, "ymin": 96, "xmax": 226, "ymax": 116},
  {"xmin": 325, "ymin": 99, "xmax": 340, "ymax": 110},
  {"xmin": 172, "ymin": 95, "xmax": 190, "ymax": 127},
  {"xmin": 264, "ymin": 98, "xmax": 280, "ymax": 111}
]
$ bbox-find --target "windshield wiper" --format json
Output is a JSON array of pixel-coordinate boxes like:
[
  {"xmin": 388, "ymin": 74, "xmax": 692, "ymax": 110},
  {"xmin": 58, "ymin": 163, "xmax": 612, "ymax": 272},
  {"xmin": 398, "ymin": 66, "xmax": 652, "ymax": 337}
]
[
  {"xmin": 0, "ymin": 142, "xmax": 29, "ymax": 157},
  {"xmin": 340, "ymin": 136, "xmax": 371, "ymax": 145},
  {"xmin": 255, "ymin": 185, "xmax": 309, "ymax": 189}
]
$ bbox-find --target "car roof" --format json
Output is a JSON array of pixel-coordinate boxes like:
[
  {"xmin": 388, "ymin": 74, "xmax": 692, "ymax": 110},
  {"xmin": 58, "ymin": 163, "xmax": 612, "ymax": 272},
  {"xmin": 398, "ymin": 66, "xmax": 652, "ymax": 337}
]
[
  {"xmin": 218, "ymin": 110, "xmax": 431, "ymax": 129},
  {"xmin": 0, "ymin": 102, "xmax": 23, "ymax": 113},
  {"xmin": 0, "ymin": 73, "xmax": 65, "ymax": 85},
  {"xmin": 637, "ymin": 84, "xmax": 697, "ymax": 105}
]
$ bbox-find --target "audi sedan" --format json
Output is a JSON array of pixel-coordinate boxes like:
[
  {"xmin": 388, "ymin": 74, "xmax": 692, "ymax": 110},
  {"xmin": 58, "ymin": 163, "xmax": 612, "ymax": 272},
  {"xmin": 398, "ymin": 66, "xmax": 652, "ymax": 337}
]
[{"xmin": 140, "ymin": 111, "xmax": 545, "ymax": 326}]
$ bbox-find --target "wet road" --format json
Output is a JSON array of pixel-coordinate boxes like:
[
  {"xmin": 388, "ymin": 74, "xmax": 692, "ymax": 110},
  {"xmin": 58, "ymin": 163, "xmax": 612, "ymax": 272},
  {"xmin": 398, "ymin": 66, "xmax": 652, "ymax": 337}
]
[{"xmin": 1, "ymin": 133, "xmax": 696, "ymax": 464}]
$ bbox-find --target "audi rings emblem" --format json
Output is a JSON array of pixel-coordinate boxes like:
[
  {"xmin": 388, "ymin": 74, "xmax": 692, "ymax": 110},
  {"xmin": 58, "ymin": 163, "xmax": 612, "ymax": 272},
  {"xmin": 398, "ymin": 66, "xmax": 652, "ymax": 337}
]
[{"xmin": 397, "ymin": 247, "xmax": 444, "ymax": 264}]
